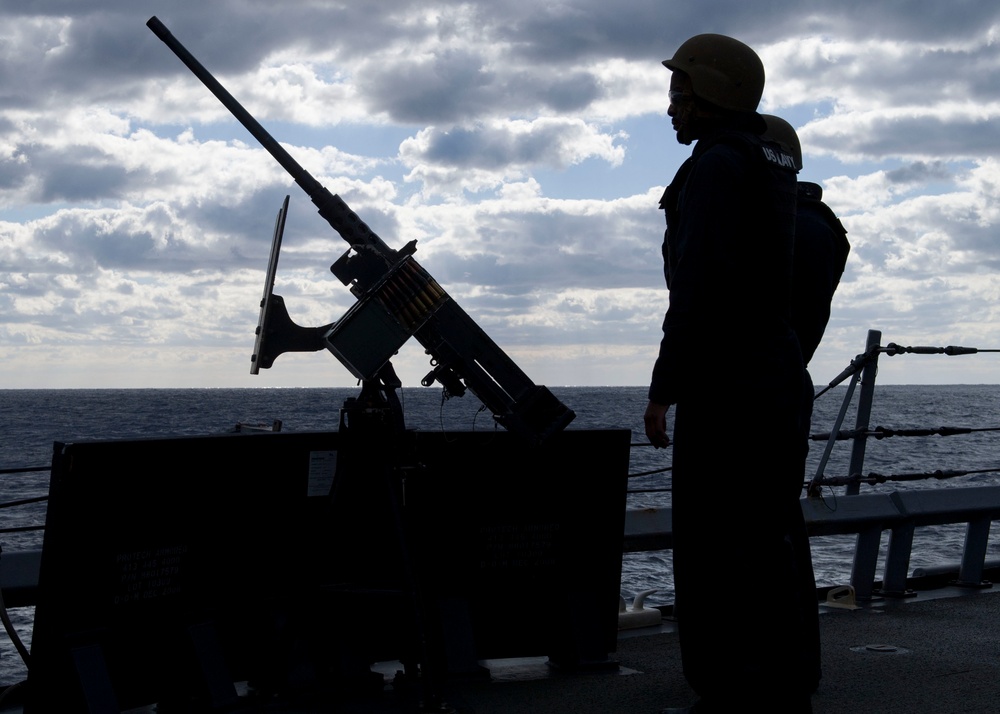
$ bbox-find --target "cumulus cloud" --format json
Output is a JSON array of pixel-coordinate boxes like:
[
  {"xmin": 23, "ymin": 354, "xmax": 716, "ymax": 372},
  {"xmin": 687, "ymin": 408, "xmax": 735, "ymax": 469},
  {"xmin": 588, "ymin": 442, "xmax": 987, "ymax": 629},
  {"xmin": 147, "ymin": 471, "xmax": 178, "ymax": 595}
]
[
  {"xmin": 4, "ymin": 0, "xmax": 1000, "ymax": 388},
  {"xmin": 398, "ymin": 118, "xmax": 626, "ymax": 194}
]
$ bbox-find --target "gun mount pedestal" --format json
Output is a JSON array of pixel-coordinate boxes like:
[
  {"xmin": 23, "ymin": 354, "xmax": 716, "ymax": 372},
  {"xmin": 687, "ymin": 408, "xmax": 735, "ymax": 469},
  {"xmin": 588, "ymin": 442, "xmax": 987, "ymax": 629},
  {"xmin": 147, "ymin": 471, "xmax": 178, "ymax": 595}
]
[
  {"xmin": 316, "ymin": 373, "xmax": 452, "ymax": 711},
  {"xmin": 319, "ymin": 415, "xmax": 633, "ymax": 708}
]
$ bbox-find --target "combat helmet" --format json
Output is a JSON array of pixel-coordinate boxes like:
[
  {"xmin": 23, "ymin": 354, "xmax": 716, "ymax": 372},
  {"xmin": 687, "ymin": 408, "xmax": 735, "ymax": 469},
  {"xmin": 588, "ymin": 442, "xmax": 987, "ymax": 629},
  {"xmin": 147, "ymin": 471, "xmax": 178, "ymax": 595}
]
[
  {"xmin": 662, "ymin": 34, "xmax": 765, "ymax": 113},
  {"xmin": 761, "ymin": 114, "xmax": 803, "ymax": 171}
]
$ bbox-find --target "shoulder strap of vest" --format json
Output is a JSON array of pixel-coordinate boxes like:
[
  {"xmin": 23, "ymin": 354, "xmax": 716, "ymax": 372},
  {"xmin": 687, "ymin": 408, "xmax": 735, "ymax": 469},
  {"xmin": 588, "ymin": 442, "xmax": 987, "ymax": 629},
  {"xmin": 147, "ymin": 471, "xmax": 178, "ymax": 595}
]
[{"xmin": 659, "ymin": 157, "xmax": 694, "ymax": 210}]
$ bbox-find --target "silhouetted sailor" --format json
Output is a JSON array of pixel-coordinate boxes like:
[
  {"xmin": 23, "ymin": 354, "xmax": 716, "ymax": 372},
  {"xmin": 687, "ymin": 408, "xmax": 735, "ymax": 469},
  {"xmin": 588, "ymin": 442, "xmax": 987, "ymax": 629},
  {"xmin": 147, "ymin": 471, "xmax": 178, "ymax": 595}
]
[
  {"xmin": 762, "ymin": 114, "xmax": 850, "ymax": 367},
  {"xmin": 644, "ymin": 35, "xmax": 818, "ymax": 714},
  {"xmin": 761, "ymin": 115, "xmax": 851, "ymax": 692}
]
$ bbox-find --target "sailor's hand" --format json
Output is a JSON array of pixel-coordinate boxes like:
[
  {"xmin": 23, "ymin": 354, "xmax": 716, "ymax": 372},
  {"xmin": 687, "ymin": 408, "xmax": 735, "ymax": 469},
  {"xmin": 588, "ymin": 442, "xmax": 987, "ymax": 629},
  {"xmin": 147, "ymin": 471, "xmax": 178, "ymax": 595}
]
[{"xmin": 643, "ymin": 400, "xmax": 671, "ymax": 448}]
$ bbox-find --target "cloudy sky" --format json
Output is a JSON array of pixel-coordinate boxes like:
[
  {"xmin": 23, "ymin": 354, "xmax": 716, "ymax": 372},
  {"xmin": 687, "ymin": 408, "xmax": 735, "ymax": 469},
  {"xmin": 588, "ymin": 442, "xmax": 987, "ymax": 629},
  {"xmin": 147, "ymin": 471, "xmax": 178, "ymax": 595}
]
[{"xmin": 3, "ymin": 0, "xmax": 1000, "ymax": 391}]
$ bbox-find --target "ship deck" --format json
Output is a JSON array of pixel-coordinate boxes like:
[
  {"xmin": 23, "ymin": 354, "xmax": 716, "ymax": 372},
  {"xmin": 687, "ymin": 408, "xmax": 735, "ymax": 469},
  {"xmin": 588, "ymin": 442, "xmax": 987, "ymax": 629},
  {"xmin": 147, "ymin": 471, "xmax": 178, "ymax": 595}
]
[
  {"xmin": 425, "ymin": 585, "xmax": 1000, "ymax": 714},
  {"xmin": 4, "ymin": 584, "xmax": 995, "ymax": 714}
]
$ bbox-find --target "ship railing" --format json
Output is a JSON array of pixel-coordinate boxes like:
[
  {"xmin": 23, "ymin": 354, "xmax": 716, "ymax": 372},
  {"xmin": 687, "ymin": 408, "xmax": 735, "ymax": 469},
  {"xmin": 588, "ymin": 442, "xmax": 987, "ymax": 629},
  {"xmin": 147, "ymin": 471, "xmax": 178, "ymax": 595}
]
[
  {"xmin": 0, "ymin": 466, "xmax": 48, "ymax": 537},
  {"xmin": 0, "ymin": 466, "xmax": 47, "ymax": 609},
  {"xmin": 622, "ymin": 487, "xmax": 1000, "ymax": 601},
  {"xmin": 808, "ymin": 328, "xmax": 1000, "ymax": 496},
  {"xmin": 623, "ymin": 328, "xmax": 1000, "ymax": 601}
]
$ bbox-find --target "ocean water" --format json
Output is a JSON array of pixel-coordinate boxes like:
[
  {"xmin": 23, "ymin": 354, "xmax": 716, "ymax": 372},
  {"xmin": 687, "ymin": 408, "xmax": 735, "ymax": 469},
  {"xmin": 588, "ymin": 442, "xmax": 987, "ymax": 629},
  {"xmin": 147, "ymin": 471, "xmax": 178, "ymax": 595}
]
[{"xmin": 1, "ymin": 383, "xmax": 999, "ymax": 685}]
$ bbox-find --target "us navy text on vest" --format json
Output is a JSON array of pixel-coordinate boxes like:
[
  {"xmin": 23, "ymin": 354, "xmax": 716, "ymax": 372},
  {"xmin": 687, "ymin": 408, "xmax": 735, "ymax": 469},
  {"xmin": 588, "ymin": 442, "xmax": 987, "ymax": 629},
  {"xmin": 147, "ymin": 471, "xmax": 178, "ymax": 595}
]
[{"xmin": 761, "ymin": 145, "xmax": 797, "ymax": 170}]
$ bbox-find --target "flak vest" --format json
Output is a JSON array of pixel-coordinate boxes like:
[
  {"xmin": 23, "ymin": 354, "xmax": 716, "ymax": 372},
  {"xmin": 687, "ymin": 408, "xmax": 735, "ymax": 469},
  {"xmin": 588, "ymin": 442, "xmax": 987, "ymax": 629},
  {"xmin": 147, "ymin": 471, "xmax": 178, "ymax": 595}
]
[
  {"xmin": 658, "ymin": 129, "xmax": 799, "ymax": 295},
  {"xmin": 647, "ymin": 127, "xmax": 801, "ymax": 406}
]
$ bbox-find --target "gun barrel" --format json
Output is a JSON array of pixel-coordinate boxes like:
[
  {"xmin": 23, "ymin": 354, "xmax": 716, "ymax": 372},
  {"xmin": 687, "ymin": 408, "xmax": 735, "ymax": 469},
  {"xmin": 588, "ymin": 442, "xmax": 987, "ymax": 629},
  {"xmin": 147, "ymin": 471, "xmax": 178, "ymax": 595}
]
[
  {"xmin": 148, "ymin": 16, "xmax": 396, "ymax": 263},
  {"xmin": 146, "ymin": 16, "xmax": 323, "ymax": 197}
]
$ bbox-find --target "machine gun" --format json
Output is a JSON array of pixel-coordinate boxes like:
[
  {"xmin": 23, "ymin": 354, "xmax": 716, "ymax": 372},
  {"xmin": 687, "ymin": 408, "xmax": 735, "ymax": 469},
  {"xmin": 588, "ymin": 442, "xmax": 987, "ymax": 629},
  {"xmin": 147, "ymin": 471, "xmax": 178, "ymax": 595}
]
[{"xmin": 147, "ymin": 17, "xmax": 574, "ymax": 444}]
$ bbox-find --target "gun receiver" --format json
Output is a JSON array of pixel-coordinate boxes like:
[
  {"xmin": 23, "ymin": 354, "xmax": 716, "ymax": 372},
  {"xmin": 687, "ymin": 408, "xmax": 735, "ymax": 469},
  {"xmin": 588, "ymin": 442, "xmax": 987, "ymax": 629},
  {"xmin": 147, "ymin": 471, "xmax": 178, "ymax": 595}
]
[{"xmin": 147, "ymin": 16, "xmax": 575, "ymax": 444}]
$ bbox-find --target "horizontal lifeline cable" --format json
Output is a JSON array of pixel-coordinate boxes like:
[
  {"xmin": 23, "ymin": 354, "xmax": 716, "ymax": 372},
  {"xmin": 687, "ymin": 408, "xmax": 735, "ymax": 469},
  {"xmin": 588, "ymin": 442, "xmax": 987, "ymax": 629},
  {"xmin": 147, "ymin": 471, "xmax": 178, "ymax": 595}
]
[
  {"xmin": 815, "ymin": 465, "xmax": 1000, "ymax": 487},
  {"xmin": 813, "ymin": 342, "xmax": 1000, "ymax": 401},
  {"xmin": 884, "ymin": 343, "xmax": 1000, "ymax": 356},
  {"xmin": 0, "ymin": 496, "xmax": 47, "ymax": 510},
  {"xmin": 810, "ymin": 425, "xmax": 1000, "ymax": 441},
  {"xmin": 628, "ymin": 465, "xmax": 672, "ymax": 479},
  {"xmin": 0, "ymin": 466, "xmax": 48, "ymax": 476},
  {"xmin": 628, "ymin": 441, "xmax": 672, "ymax": 480}
]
